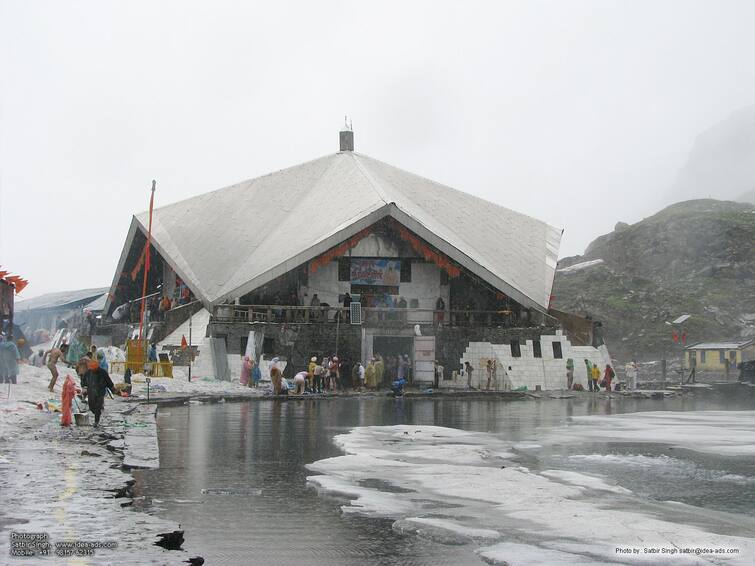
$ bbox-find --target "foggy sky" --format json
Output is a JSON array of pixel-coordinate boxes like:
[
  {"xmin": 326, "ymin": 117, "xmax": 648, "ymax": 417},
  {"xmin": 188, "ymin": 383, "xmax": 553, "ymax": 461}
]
[{"xmin": 3, "ymin": 0, "xmax": 755, "ymax": 299}]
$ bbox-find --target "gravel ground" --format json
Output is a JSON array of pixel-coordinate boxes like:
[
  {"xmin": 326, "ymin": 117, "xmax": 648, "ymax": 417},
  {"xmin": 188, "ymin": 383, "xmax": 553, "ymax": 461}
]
[{"xmin": 0, "ymin": 363, "xmax": 220, "ymax": 565}]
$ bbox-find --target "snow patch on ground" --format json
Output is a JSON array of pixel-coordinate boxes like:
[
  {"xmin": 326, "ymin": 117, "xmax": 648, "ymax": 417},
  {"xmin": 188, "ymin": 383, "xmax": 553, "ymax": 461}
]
[{"xmin": 557, "ymin": 259, "xmax": 604, "ymax": 273}]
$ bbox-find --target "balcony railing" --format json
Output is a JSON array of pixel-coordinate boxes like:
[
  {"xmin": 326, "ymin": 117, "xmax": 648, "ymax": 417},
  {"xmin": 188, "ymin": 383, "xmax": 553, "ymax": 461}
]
[{"xmin": 211, "ymin": 304, "xmax": 551, "ymax": 327}]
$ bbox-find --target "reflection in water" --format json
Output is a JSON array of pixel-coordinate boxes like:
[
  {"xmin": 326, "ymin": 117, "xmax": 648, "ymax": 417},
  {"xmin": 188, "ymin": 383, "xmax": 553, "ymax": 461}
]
[{"xmin": 134, "ymin": 392, "xmax": 755, "ymax": 565}]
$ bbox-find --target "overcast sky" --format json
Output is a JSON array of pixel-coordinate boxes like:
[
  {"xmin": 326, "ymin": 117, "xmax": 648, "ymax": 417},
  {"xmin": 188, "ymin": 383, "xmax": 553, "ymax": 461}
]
[{"xmin": 3, "ymin": 0, "xmax": 755, "ymax": 299}]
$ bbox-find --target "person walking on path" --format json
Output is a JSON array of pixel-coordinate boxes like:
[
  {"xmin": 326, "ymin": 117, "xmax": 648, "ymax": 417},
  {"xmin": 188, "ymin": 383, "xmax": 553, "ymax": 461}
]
[
  {"xmin": 45, "ymin": 343, "xmax": 69, "ymax": 392},
  {"xmin": 566, "ymin": 358, "xmax": 574, "ymax": 390},
  {"xmin": 465, "ymin": 361, "xmax": 474, "ymax": 389},
  {"xmin": 590, "ymin": 363, "xmax": 601, "ymax": 391},
  {"xmin": 0, "ymin": 335, "xmax": 21, "ymax": 397},
  {"xmin": 82, "ymin": 357, "xmax": 115, "ymax": 427}
]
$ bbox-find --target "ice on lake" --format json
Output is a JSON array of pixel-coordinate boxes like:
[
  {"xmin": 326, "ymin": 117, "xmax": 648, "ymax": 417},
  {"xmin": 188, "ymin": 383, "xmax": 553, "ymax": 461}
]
[{"xmin": 307, "ymin": 413, "xmax": 755, "ymax": 565}]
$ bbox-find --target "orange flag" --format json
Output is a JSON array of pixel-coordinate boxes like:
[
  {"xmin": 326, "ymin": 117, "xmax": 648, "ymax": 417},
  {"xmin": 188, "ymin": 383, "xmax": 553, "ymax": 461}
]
[{"xmin": 181, "ymin": 335, "xmax": 188, "ymax": 350}]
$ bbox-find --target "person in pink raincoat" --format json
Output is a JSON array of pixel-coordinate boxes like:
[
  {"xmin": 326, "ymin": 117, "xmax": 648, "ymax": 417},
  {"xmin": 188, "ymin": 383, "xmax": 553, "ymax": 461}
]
[
  {"xmin": 60, "ymin": 374, "xmax": 78, "ymax": 427},
  {"xmin": 240, "ymin": 356, "xmax": 252, "ymax": 386}
]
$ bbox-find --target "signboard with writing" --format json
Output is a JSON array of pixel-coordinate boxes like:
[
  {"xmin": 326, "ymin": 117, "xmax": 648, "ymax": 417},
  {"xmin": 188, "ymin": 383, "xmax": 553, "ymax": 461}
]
[{"xmin": 350, "ymin": 259, "xmax": 401, "ymax": 286}]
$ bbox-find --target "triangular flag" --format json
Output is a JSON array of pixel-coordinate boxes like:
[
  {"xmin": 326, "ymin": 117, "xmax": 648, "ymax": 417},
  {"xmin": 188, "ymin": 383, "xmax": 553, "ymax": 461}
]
[{"xmin": 181, "ymin": 335, "xmax": 188, "ymax": 350}]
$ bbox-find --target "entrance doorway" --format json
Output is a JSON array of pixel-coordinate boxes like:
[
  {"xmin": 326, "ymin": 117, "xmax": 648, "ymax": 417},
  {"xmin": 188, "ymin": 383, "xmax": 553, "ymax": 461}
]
[{"xmin": 373, "ymin": 336, "xmax": 413, "ymax": 384}]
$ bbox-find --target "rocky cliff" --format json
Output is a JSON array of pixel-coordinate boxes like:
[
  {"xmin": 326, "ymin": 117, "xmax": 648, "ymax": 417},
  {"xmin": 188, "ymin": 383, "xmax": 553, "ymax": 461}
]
[{"xmin": 552, "ymin": 199, "xmax": 755, "ymax": 360}]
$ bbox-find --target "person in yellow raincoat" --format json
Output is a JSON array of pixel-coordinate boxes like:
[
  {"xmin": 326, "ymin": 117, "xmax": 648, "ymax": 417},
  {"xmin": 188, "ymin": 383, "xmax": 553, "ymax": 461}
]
[
  {"xmin": 590, "ymin": 363, "xmax": 601, "ymax": 392},
  {"xmin": 365, "ymin": 358, "xmax": 376, "ymax": 390},
  {"xmin": 374, "ymin": 355, "xmax": 385, "ymax": 390}
]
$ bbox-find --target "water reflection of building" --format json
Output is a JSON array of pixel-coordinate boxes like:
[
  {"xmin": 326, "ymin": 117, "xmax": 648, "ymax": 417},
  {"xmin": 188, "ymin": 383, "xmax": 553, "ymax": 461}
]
[{"xmin": 106, "ymin": 130, "xmax": 571, "ymax": 385}]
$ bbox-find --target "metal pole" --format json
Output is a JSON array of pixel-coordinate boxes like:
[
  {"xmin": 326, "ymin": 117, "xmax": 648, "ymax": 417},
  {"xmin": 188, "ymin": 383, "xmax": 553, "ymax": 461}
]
[
  {"xmin": 138, "ymin": 180, "xmax": 156, "ymax": 342},
  {"xmin": 335, "ymin": 309, "xmax": 340, "ymax": 358},
  {"xmin": 188, "ymin": 308, "xmax": 193, "ymax": 382}
]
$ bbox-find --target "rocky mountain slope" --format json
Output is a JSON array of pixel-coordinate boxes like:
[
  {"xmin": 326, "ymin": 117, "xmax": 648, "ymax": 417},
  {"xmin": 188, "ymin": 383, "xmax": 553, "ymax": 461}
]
[{"xmin": 552, "ymin": 199, "xmax": 755, "ymax": 360}]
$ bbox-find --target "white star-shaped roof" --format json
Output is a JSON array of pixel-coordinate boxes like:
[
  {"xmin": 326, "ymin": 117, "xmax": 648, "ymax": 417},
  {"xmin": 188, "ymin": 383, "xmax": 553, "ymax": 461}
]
[{"xmin": 111, "ymin": 151, "xmax": 561, "ymax": 311}]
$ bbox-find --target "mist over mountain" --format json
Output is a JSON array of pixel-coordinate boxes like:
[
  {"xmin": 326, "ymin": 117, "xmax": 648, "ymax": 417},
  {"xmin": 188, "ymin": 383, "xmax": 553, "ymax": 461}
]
[{"xmin": 669, "ymin": 105, "xmax": 755, "ymax": 205}]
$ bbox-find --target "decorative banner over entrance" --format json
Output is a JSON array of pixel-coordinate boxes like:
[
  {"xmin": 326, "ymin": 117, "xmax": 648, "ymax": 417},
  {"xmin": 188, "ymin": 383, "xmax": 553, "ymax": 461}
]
[{"xmin": 350, "ymin": 259, "xmax": 401, "ymax": 286}]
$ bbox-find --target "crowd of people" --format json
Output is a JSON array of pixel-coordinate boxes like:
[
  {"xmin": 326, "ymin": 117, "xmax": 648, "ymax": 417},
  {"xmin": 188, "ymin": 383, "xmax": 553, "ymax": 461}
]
[{"xmin": 238, "ymin": 352, "xmax": 415, "ymax": 397}]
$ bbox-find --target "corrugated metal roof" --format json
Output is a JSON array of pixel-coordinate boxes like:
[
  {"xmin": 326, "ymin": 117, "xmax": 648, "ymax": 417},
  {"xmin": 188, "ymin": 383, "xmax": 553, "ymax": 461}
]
[
  {"xmin": 127, "ymin": 151, "xmax": 562, "ymax": 310},
  {"xmin": 15, "ymin": 287, "xmax": 109, "ymax": 312},
  {"xmin": 686, "ymin": 340, "xmax": 754, "ymax": 350}
]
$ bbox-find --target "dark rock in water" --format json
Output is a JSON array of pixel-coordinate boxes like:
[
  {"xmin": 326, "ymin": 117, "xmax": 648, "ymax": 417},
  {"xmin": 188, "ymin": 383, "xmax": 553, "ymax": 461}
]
[
  {"xmin": 80, "ymin": 450, "xmax": 100, "ymax": 457},
  {"xmin": 155, "ymin": 530, "xmax": 184, "ymax": 550},
  {"xmin": 186, "ymin": 557, "xmax": 205, "ymax": 565},
  {"xmin": 111, "ymin": 479, "xmax": 136, "ymax": 499}
]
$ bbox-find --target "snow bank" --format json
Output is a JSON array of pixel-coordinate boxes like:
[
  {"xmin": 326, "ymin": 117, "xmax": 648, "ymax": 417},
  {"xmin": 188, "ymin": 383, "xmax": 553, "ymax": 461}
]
[
  {"xmin": 557, "ymin": 259, "xmax": 604, "ymax": 273},
  {"xmin": 307, "ymin": 424, "xmax": 755, "ymax": 564}
]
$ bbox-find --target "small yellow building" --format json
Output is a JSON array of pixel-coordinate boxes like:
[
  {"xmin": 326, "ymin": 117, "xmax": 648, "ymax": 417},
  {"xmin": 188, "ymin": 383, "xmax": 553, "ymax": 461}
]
[{"xmin": 686, "ymin": 340, "xmax": 755, "ymax": 371}]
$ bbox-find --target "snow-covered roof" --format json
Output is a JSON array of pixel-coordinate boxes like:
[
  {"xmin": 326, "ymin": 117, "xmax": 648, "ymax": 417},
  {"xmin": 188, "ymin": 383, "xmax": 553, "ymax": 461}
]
[
  {"xmin": 15, "ymin": 287, "xmax": 109, "ymax": 312},
  {"xmin": 83, "ymin": 293, "xmax": 108, "ymax": 312},
  {"xmin": 686, "ymin": 340, "xmax": 754, "ymax": 350},
  {"xmin": 111, "ymin": 150, "xmax": 562, "ymax": 312}
]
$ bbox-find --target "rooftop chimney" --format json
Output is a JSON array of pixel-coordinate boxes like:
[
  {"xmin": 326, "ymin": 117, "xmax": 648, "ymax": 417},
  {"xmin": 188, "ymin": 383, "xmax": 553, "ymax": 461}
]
[{"xmin": 339, "ymin": 129, "xmax": 354, "ymax": 152}]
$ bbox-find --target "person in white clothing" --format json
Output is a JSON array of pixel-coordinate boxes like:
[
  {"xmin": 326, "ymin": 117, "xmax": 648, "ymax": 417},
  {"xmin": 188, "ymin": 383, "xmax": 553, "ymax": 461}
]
[
  {"xmin": 625, "ymin": 361, "xmax": 638, "ymax": 390},
  {"xmin": 293, "ymin": 371, "xmax": 307, "ymax": 395}
]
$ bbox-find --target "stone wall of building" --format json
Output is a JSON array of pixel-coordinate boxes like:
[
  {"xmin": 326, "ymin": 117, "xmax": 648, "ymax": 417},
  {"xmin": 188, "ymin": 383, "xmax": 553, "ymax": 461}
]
[
  {"xmin": 454, "ymin": 331, "xmax": 611, "ymax": 391},
  {"xmin": 210, "ymin": 321, "xmax": 362, "ymax": 378},
  {"xmin": 433, "ymin": 325, "xmax": 554, "ymax": 378}
]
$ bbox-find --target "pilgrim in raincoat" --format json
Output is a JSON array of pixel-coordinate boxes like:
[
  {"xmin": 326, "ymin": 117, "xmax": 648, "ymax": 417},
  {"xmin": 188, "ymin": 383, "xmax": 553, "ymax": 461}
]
[
  {"xmin": 61, "ymin": 374, "xmax": 78, "ymax": 427},
  {"xmin": 240, "ymin": 356, "xmax": 252, "ymax": 386}
]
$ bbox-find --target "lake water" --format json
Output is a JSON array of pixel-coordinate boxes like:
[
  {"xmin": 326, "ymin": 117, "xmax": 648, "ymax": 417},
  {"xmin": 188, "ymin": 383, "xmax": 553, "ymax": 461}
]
[{"xmin": 132, "ymin": 391, "xmax": 755, "ymax": 565}]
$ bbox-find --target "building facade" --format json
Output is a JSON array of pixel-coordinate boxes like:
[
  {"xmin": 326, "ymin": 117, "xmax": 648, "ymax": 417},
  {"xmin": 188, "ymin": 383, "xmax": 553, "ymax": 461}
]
[{"xmin": 104, "ymin": 130, "xmax": 608, "ymax": 388}]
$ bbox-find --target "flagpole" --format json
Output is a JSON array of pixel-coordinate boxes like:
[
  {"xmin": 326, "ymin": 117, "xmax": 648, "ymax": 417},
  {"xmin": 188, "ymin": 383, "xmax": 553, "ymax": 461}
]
[
  {"xmin": 188, "ymin": 309, "xmax": 193, "ymax": 382},
  {"xmin": 138, "ymin": 180, "xmax": 156, "ymax": 347}
]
